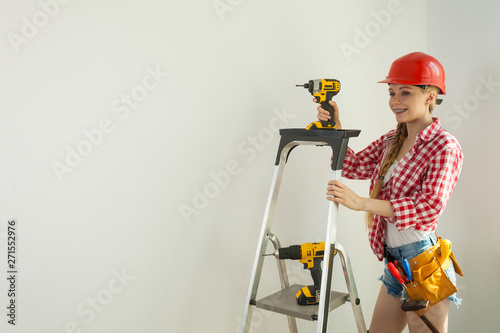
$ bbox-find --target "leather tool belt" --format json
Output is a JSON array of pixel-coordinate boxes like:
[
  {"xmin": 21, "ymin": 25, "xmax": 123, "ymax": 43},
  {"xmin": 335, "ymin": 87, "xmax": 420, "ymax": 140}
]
[{"xmin": 385, "ymin": 237, "xmax": 463, "ymax": 307}]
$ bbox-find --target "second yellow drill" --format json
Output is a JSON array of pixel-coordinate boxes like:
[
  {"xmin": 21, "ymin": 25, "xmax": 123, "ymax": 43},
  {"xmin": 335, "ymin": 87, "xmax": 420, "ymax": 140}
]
[{"xmin": 271, "ymin": 242, "xmax": 326, "ymax": 305}]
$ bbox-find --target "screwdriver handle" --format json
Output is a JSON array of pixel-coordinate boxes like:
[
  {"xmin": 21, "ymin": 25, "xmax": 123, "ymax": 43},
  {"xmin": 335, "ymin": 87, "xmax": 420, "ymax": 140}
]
[
  {"xmin": 388, "ymin": 262, "xmax": 405, "ymax": 285},
  {"xmin": 393, "ymin": 260, "xmax": 409, "ymax": 283},
  {"xmin": 403, "ymin": 259, "xmax": 412, "ymax": 282}
]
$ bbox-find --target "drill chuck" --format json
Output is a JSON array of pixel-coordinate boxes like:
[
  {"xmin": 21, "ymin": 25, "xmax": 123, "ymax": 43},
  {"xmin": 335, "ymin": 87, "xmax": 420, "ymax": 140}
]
[
  {"xmin": 277, "ymin": 245, "xmax": 302, "ymax": 260},
  {"xmin": 296, "ymin": 82, "xmax": 314, "ymax": 94}
]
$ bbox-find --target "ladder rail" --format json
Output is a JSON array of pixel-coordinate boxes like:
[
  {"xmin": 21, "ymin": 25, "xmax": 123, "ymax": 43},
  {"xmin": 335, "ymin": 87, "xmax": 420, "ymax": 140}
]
[
  {"xmin": 239, "ymin": 164, "xmax": 285, "ymax": 333},
  {"xmin": 316, "ymin": 169, "xmax": 342, "ymax": 332},
  {"xmin": 336, "ymin": 243, "xmax": 367, "ymax": 332}
]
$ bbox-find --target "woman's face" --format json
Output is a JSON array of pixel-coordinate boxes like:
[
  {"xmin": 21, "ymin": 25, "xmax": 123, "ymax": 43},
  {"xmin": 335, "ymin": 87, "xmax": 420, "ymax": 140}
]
[{"xmin": 388, "ymin": 84, "xmax": 434, "ymax": 125}]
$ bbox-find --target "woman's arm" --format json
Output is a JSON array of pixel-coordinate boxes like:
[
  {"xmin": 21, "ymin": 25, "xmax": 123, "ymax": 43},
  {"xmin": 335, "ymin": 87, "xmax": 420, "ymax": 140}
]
[
  {"xmin": 386, "ymin": 145, "xmax": 463, "ymax": 230},
  {"xmin": 318, "ymin": 100, "xmax": 390, "ymax": 180},
  {"xmin": 326, "ymin": 180, "xmax": 394, "ymax": 218}
]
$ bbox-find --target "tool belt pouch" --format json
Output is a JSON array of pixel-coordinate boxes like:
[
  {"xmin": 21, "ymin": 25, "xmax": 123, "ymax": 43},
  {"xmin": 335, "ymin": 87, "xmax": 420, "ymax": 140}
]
[{"xmin": 404, "ymin": 237, "xmax": 463, "ymax": 307}]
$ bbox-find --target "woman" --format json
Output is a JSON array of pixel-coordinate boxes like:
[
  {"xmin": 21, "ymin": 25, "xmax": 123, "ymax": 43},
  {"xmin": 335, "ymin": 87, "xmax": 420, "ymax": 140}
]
[{"xmin": 317, "ymin": 52, "xmax": 463, "ymax": 333}]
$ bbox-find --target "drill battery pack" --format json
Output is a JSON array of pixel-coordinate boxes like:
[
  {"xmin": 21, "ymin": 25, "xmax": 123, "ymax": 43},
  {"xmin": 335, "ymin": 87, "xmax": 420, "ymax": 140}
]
[{"xmin": 296, "ymin": 285, "xmax": 321, "ymax": 305}]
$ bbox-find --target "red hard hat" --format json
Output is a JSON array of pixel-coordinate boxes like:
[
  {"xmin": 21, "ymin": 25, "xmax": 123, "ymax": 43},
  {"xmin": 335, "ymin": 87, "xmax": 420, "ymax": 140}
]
[{"xmin": 378, "ymin": 52, "xmax": 446, "ymax": 95}]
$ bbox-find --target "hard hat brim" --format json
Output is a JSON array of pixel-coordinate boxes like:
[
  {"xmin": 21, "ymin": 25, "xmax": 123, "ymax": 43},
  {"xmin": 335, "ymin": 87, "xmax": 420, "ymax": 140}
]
[{"xmin": 378, "ymin": 79, "xmax": 446, "ymax": 95}]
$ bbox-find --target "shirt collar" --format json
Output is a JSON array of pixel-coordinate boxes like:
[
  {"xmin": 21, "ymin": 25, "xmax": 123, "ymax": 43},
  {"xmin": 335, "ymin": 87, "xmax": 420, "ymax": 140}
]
[
  {"xmin": 385, "ymin": 117, "xmax": 442, "ymax": 143},
  {"xmin": 418, "ymin": 117, "xmax": 442, "ymax": 142}
]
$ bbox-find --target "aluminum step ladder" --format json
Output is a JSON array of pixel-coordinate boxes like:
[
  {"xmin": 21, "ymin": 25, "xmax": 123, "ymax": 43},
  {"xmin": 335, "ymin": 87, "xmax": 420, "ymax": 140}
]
[{"xmin": 239, "ymin": 128, "xmax": 367, "ymax": 333}]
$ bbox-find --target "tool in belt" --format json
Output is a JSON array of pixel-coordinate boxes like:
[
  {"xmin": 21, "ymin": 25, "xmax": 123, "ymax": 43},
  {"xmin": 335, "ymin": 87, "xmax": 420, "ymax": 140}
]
[{"xmin": 384, "ymin": 236, "xmax": 464, "ymax": 333}]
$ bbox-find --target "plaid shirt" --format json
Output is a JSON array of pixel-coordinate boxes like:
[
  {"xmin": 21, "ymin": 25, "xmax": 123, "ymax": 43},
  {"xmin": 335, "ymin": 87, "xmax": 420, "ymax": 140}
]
[{"xmin": 342, "ymin": 118, "xmax": 463, "ymax": 260}]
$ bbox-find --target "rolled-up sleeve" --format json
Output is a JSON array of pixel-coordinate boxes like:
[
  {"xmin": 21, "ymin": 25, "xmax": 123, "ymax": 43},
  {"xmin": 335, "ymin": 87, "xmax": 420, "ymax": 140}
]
[{"xmin": 341, "ymin": 134, "xmax": 388, "ymax": 180}]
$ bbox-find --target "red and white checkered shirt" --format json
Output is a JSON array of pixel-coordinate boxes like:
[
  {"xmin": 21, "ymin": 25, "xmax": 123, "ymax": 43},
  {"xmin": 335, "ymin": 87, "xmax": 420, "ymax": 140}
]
[{"xmin": 342, "ymin": 118, "xmax": 463, "ymax": 260}]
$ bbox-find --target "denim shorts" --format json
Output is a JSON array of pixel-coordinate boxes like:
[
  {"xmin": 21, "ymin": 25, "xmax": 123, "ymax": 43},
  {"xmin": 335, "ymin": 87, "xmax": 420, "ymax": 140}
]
[{"xmin": 380, "ymin": 234, "xmax": 462, "ymax": 306}]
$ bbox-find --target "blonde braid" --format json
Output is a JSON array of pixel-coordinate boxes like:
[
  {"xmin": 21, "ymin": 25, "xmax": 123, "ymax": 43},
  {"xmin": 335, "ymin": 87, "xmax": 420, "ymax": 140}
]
[{"xmin": 365, "ymin": 122, "xmax": 408, "ymax": 229}]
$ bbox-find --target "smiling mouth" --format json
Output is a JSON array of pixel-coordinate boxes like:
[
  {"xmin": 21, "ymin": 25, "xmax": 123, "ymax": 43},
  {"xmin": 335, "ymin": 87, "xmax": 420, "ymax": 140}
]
[{"xmin": 394, "ymin": 108, "xmax": 408, "ymax": 114}]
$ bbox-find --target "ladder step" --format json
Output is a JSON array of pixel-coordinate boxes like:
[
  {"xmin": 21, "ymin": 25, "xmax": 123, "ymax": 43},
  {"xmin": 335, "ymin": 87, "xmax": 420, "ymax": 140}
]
[{"xmin": 255, "ymin": 284, "xmax": 349, "ymax": 321}]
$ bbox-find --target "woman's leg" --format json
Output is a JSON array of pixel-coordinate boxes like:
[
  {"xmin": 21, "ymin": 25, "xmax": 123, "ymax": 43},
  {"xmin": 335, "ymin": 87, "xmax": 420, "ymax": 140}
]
[
  {"xmin": 406, "ymin": 299, "xmax": 450, "ymax": 333},
  {"xmin": 369, "ymin": 285, "xmax": 408, "ymax": 333}
]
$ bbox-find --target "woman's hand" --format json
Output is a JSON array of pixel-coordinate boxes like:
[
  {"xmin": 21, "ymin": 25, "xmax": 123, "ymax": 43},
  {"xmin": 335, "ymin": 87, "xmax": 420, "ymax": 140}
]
[
  {"xmin": 326, "ymin": 180, "xmax": 364, "ymax": 211},
  {"xmin": 315, "ymin": 99, "xmax": 342, "ymax": 129},
  {"xmin": 327, "ymin": 180, "xmax": 395, "ymax": 218}
]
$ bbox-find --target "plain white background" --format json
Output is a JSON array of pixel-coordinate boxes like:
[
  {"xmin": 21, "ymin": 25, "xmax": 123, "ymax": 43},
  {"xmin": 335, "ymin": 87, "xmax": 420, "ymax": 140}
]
[{"xmin": 0, "ymin": 0, "xmax": 498, "ymax": 332}]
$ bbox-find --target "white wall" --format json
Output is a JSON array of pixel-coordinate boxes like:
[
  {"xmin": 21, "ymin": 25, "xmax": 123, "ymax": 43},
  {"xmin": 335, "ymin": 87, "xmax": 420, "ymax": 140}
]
[
  {"xmin": 0, "ymin": 0, "xmax": 495, "ymax": 332},
  {"xmin": 427, "ymin": 1, "xmax": 500, "ymax": 332}
]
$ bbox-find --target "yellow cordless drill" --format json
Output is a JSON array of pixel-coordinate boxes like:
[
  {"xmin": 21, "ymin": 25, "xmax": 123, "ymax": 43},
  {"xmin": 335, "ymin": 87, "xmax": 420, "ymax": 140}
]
[
  {"xmin": 267, "ymin": 242, "xmax": 329, "ymax": 305},
  {"xmin": 296, "ymin": 79, "xmax": 341, "ymax": 130}
]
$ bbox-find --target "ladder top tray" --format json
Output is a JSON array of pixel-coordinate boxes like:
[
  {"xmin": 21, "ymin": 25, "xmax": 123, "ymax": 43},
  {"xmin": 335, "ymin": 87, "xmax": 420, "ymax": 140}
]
[
  {"xmin": 279, "ymin": 128, "xmax": 361, "ymax": 139},
  {"xmin": 275, "ymin": 128, "xmax": 361, "ymax": 169}
]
